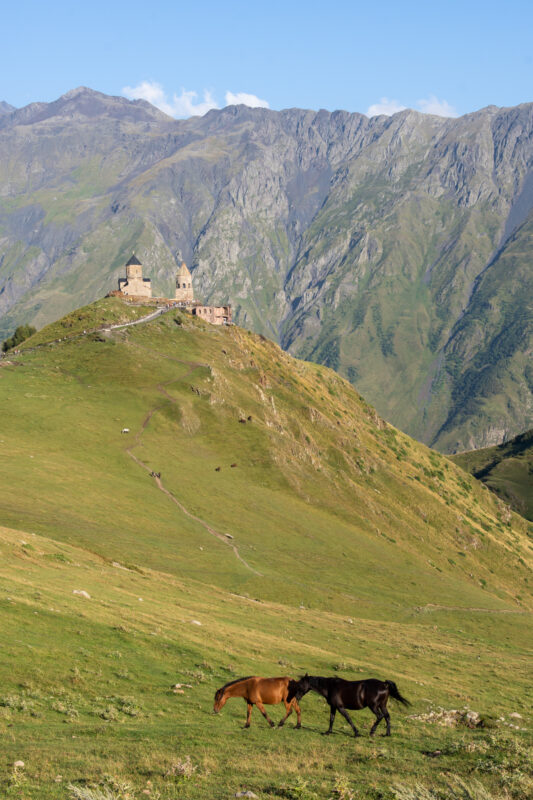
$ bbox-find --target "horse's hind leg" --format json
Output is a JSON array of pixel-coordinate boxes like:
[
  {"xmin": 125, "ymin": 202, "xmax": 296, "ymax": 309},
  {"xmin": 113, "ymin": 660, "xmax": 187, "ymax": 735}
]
[
  {"xmin": 383, "ymin": 706, "xmax": 391, "ymax": 736},
  {"xmin": 369, "ymin": 704, "xmax": 384, "ymax": 736},
  {"xmin": 256, "ymin": 701, "xmax": 275, "ymax": 728},
  {"xmin": 338, "ymin": 706, "xmax": 360, "ymax": 737},
  {"xmin": 244, "ymin": 702, "xmax": 253, "ymax": 728}
]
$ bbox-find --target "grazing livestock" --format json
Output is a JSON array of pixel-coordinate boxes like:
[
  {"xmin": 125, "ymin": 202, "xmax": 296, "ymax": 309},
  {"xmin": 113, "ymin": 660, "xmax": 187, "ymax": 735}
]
[
  {"xmin": 288, "ymin": 674, "xmax": 410, "ymax": 737},
  {"xmin": 121, "ymin": 428, "xmax": 130, "ymax": 434},
  {"xmin": 215, "ymin": 466, "xmax": 221, "ymax": 472},
  {"xmin": 230, "ymin": 463, "xmax": 238, "ymax": 468},
  {"xmin": 213, "ymin": 676, "xmax": 302, "ymax": 729}
]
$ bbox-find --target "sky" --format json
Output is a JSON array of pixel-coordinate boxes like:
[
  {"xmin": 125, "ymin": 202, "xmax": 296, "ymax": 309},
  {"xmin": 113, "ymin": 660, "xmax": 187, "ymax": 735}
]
[{"xmin": 2, "ymin": 0, "xmax": 532, "ymax": 119}]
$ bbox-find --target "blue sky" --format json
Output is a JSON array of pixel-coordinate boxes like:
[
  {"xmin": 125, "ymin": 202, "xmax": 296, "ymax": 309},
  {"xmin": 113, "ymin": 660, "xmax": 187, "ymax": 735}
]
[{"xmin": 2, "ymin": 0, "xmax": 532, "ymax": 118}]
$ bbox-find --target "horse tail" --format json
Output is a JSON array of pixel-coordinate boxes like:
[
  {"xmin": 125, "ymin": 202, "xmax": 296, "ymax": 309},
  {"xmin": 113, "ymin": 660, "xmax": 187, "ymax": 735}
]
[{"xmin": 385, "ymin": 680, "xmax": 410, "ymax": 706}]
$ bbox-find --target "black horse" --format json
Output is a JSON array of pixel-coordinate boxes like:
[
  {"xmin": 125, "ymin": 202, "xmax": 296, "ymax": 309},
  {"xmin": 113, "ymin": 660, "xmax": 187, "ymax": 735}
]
[{"xmin": 287, "ymin": 674, "xmax": 410, "ymax": 737}]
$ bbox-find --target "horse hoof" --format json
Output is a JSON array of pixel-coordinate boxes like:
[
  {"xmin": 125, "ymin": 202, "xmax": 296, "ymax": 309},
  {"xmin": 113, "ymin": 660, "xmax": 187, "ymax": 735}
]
[
  {"xmin": 321, "ymin": 731, "xmax": 331, "ymax": 736},
  {"xmin": 295, "ymin": 724, "xmax": 301, "ymax": 729}
]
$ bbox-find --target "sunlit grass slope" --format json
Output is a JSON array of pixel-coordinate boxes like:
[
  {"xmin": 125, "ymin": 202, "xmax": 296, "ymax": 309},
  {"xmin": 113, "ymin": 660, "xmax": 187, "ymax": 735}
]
[
  {"xmin": 0, "ymin": 301, "xmax": 531, "ymax": 799},
  {"xmin": 17, "ymin": 296, "xmax": 153, "ymax": 348}
]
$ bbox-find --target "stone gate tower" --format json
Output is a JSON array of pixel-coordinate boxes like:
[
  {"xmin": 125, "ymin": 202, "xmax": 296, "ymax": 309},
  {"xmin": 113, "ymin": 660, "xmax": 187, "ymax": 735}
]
[{"xmin": 175, "ymin": 261, "xmax": 194, "ymax": 304}]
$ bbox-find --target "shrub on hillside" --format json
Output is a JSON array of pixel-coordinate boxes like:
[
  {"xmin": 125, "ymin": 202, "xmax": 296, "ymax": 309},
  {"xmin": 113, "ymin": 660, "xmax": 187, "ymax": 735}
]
[{"xmin": 2, "ymin": 324, "xmax": 37, "ymax": 352}]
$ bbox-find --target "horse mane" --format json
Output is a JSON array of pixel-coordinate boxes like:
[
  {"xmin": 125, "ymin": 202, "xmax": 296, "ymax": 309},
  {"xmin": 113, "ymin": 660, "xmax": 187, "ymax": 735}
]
[{"xmin": 215, "ymin": 675, "xmax": 254, "ymax": 698}]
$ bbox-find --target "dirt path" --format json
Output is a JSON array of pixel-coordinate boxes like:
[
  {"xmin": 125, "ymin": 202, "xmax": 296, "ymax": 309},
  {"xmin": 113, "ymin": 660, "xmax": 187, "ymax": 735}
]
[
  {"xmin": 417, "ymin": 603, "xmax": 528, "ymax": 615},
  {"xmin": 125, "ymin": 365, "xmax": 262, "ymax": 577}
]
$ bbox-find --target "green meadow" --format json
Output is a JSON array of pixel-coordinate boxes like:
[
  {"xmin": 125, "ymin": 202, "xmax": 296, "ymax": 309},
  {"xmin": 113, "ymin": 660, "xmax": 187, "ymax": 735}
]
[{"xmin": 0, "ymin": 300, "xmax": 531, "ymax": 799}]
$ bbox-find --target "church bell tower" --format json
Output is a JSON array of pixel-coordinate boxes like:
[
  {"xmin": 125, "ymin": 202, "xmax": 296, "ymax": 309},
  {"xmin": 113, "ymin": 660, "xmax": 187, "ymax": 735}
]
[{"xmin": 175, "ymin": 261, "xmax": 194, "ymax": 304}]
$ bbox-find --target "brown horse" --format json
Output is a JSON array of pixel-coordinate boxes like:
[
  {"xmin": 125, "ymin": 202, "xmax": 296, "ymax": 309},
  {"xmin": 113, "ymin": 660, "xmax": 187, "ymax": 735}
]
[{"xmin": 213, "ymin": 676, "xmax": 302, "ymax": 728}]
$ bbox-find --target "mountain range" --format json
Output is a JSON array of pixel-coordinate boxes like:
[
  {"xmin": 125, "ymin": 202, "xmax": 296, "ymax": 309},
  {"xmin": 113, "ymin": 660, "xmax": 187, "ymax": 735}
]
[{"xmin": 0, "ymin": 87, "xmax": 531, "ymax": 452}]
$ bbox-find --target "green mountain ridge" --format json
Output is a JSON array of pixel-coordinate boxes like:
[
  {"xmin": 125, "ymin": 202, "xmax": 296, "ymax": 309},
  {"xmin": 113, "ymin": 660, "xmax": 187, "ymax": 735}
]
[
  {"xmin": 0, "ymin": 89, "xmax": 532, "ymax": 453},
  {"xmin": 452, "ymin": 428, "xmax": 533, "ymax": 521},
  {"xmin": 0, "ymin": 299, "xmax": 531, "ymax": 799}
]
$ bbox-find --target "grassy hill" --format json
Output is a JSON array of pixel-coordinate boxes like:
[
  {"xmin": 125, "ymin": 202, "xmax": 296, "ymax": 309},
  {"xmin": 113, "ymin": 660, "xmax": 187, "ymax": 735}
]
[
  {"xmin": 452, "ymin": 430, "xmax": 533, "ymax": 521},
  {"xmin": 0, "ymin": 299, "xmax": 531, "ymax": 800}
]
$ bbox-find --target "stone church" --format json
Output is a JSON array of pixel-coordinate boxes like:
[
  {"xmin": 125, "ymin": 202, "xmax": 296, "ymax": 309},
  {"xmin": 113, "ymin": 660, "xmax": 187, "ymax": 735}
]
[
  {"xmin": 116, "ymin": 253, "xmax": 232, "ymax": 325},
  {"xmin": 118, "ymin": 254, "xmax": 152, "ymax": 297}
]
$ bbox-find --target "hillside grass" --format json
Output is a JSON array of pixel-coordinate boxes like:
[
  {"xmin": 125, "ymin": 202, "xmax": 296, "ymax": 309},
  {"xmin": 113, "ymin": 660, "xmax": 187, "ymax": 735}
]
[
  {"xmin": 0, "ymin": 303, "xmax": 531, "ymax": 798},
  {"xmin": 17, "ymin": 297, "xmax": 154, "ymax": 349}
]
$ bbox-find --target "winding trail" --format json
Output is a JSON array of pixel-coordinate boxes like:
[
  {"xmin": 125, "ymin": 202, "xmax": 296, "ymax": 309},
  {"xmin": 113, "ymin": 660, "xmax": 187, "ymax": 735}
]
[
  {"xmin": 418, "ymin": 603, "xmax": 528, "ymax": 615},
  {"xmin": 124, "ymin": 364, "xmax": 262, "ymax": 577}
]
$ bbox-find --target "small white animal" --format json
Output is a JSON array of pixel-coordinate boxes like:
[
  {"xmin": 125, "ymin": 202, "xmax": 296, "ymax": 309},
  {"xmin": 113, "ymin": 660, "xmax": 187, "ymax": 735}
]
[{"xmin": 121, "ymin": 428, "xmax": 130, "ymax": 434}]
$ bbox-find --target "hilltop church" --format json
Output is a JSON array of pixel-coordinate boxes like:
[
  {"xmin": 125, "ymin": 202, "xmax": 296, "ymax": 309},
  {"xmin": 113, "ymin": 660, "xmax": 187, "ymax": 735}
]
[
  {"xmin": 115, "ymin": 254, "xmax": 232, "ymax": 324},
  {"xmin": 118, "ymin": 254, "xmax": 152, "ymax": 297}
]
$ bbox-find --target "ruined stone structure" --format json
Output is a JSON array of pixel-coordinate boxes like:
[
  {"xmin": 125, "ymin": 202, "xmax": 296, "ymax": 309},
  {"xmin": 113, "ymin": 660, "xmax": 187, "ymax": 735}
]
[
  {"xmin": 118, "ymin": 254, "xmax": 152, "ymax": 297},
  {"xmin": 192, "ymin": 305, "xmax": 232, "ymax": 325},
  {"xmin": 175, "ymin": 261, "xmax": 194, "ymax": 303}
]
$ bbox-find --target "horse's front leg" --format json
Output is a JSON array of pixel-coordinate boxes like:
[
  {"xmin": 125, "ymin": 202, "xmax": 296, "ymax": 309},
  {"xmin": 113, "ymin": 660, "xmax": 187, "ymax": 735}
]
[
  {"xmin": 322, "ymin": 705, "xmax": 336, "ymax": 735},
  {"xmin": 244, "ymin": 702, "xmax": 253, "ymax": 728},
  {"xmin": 278, "ymin": 700, "xmax": 292, "ymax": 727},
  {"xmin": 338, "ymin": 706, "xmax": 360, "ymax": 737},
  {"xmin": 256, "ymin": 701, "xmax": 275, "ymax": 728},
  {"xmin": 293, "ymin": 699, "xmax": 302, "ymax": 729}
]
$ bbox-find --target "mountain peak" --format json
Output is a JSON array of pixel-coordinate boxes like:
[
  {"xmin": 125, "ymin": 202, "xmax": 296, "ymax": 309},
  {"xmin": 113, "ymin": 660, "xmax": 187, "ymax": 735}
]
[
  {"xmin": 0, "ymin": 100, "xmax": 16, "ymax": 116},
  {"xmin": 0, "ymin": 85, "xmax": 172, "ymax": 130}
]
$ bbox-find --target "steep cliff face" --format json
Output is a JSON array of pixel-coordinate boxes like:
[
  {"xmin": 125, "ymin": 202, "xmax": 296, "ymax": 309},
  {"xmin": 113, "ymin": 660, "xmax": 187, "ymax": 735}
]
[{"xmin": 0, "ymin": 89, "xmax": 531, "ymax": 451}]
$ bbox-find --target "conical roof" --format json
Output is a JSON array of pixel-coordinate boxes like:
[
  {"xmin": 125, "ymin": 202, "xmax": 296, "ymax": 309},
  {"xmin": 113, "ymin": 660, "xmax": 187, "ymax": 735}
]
[
  {"xmin": 126, "ymin": 253, "xmax": 142, "ymax": 266},
  {"xmin": 177, "ymin": 261, "xmax": 191, "ymax": 276}
]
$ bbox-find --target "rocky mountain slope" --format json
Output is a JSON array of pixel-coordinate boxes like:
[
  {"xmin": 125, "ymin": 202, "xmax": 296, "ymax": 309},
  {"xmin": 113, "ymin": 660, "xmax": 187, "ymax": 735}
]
[{"xmin": 0, "ymin": 88, "xmax": 532, "ymax": 451}]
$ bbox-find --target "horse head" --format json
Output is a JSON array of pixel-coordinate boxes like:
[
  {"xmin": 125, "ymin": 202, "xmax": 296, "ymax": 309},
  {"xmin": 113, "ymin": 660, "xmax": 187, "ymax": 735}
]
[
  {"xmin": 213, "ymin": 686, "xmax": 227, "ymax": 713},
  {"xmin": 288, "ymin": 673, "xmax": 311, "ymax": 702}
]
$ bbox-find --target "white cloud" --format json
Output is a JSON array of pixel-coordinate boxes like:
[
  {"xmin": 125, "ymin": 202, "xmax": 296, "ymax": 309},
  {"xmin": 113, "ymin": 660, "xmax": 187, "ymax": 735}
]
[
  {"xmin": 122, "ymin": 81, "xmax": 270, "ymax": 118},
  {"xmin": 122, "ymin": 81, "xmax": 218, "ymax": 118},
  {"xmin": 224, "ymin": 91, "xmax": 269, "ymax": 109},
  {"xmin": 417, "ymin": 95, "xmax": 458, "ymax": 118},
  {"xmin": 366, "ymin": 94, "xmax": 458, "ymax": 119},
  {"xmin": 366, "ymin": 97, "xmax": 407, "ymax": 117}
]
